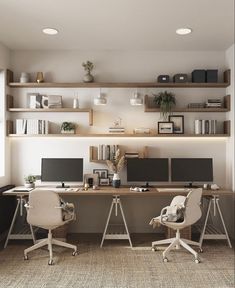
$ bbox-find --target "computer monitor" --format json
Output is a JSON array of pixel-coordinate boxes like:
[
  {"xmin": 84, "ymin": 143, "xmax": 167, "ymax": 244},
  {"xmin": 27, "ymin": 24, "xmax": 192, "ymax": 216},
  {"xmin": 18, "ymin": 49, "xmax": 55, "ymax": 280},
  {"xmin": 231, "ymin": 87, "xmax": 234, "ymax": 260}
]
[
  {"xmin": 127, "ymin": 158, "xmax": 169, "ymax": 187},
  {"xmin": 171, "ymin": 158, "xmax": 213, "ymax": 187},
  {"xmin": 41, "ymin": 158, "xmax": 83, "ymax": 188}
]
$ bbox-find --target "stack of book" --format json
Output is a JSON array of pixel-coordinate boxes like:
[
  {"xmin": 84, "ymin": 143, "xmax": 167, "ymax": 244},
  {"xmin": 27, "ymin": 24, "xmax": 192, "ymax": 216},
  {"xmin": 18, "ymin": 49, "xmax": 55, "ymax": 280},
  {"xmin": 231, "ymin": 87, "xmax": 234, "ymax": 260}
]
[
  {"xmin": 125, "ymin": 152, "xmax": 139, "ymax": 158},
  {"xmin": 97, "ymin": 144, "xmax": 118, "ymax": 161},
  {"xmin": 205, "ymin": 99, "xmax": 222, "ymax": 108},
  {"xmin": 194, "ymin": 119, "xmax": 217, "ymax": 135},
  {"xmin": 188, "ymin": 103, "xmax": 205, "ymax": 108},
  {"xmin": 16, "ymin": 119, "xmax": 49, "ymax": 135},
  {"xmin": 108, "ymin": 127, "xmax": 125, "ymax": 133}
]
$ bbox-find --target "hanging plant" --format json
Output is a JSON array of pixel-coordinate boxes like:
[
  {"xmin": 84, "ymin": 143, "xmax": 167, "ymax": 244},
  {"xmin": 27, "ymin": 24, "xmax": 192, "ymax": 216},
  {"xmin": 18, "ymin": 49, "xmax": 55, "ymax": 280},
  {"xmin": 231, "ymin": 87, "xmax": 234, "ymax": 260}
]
[{"xmin": 153, "ymin": 91, "xmax": 176, "ymax": 120}]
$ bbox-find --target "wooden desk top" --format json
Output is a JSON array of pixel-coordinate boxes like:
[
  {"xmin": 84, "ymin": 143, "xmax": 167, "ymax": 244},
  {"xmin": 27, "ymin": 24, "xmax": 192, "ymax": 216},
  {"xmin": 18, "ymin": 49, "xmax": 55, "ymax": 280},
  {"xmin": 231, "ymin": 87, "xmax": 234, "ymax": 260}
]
[{"xmin": 3, "ymin": 186, "xmax": 234, "ymax": 197}]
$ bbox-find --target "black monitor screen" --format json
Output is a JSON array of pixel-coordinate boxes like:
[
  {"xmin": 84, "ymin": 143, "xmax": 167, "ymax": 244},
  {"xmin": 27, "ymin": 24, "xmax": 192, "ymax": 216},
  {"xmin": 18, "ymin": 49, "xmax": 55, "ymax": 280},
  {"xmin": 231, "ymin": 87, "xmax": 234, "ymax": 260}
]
[
  {"xmin": 41, "ymin": 158, "xmax": 83, "ymax": 182},
  {"xmin": 127, "ymin": 158, "xmax": 169, "ymax": 182},
  {"xmin": 171, "ymin": 158, "xmax": 213, "ymax": 182}
]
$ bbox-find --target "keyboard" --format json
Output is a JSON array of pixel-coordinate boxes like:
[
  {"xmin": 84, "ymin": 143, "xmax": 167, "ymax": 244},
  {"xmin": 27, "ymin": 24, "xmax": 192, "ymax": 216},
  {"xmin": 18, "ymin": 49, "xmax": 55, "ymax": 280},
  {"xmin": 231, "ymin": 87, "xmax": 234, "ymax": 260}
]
[{"xmin": 157, "ymin": 188, "xmax": 190, "ymax": 192}]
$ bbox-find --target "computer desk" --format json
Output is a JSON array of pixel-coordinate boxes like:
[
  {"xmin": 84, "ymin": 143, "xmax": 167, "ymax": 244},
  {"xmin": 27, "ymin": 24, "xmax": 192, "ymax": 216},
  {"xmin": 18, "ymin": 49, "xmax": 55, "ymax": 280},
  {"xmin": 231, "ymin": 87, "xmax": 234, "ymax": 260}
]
[{"xmin": 3, "ymin": 186, "xmax": 233, "ymax": 249}]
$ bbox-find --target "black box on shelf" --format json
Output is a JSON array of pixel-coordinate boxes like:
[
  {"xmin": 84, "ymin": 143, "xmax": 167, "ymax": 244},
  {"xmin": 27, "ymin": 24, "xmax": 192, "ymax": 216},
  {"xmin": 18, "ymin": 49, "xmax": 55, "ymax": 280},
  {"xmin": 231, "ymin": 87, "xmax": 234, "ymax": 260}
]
[
  {"xmin": 173, "ymin": 74, "xmax": 188, "ymax": 83},
  {"xmin": 192, "ymin": 70, "xmax": 206, "ymax": 83},
  {"xmin": 206, "ymin": 70, "xmax": 218, "ymax": 83},
  {"xmin": 157, "ymin": 75, "xmax": 170, "ymax": 83}
]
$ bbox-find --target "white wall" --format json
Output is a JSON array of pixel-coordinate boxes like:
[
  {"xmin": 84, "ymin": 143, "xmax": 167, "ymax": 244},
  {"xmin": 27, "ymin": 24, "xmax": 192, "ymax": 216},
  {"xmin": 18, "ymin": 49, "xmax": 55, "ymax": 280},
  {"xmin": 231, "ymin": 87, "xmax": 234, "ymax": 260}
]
[
  {"xmin": 9, "ymin": 50, "xmax": 233, "ymax": 233},
  {"xmin": 0, "ymin": 42, "xmax": 11, "ymax": 187}
]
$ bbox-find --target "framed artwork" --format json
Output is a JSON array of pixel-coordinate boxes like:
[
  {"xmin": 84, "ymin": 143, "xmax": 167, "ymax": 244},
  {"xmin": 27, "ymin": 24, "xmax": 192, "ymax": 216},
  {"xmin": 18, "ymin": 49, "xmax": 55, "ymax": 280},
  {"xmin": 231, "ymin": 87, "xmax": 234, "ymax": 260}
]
[
  {"xmin": 93, "ymin": 169, "xmax": 108, "ymax": 179},
  {"xmin": 169, "ymin": 115, "xmax": 184, "ymax": 134},
  {"xmin": 99, "ymin": 178, "xmax": 110, "ymax": 186},
  {"xmin": 158, "ymin": 122, "xmax": 174, "ymax": 134},
  {"xmin": 83, "ymin": 173, "xmax": 99, "ymax": 186}
]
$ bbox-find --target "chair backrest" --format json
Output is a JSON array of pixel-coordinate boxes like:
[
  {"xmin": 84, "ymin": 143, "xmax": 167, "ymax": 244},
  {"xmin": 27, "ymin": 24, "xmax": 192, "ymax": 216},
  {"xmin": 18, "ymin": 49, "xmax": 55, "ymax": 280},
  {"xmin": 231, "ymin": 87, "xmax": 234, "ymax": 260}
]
[
  {"xmin": 26, "ymin": 189, "xmax": 63, "ymax": 229},
  {"xmin": 183, "ymin": 188, "xmax": 202, "ymax": 226}
]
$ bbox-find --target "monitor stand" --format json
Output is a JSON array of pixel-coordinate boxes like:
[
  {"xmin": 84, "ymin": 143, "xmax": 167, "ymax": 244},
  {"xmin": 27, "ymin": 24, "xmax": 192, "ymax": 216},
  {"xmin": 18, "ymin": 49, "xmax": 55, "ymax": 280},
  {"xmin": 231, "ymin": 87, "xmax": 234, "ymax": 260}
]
[
  {"xmin": 141, "ymin": 182, "xmax": 153, "ymax": 188},
  {"xmin": 56, "ymin": 182, "xmax": 70, "ymax": 188},
  {"xmin": 184, "ymin": 182, "xmax": 199, "ymax": 188}
]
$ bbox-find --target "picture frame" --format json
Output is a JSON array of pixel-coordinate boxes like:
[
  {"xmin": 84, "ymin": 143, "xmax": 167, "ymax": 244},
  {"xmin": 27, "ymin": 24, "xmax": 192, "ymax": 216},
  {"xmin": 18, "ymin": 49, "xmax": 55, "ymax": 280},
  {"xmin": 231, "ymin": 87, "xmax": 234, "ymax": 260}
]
[
  {"xmin": 93, "ymin": 169, "xmax": 108, "ymax": 179},
  {"xmin": 99, "ymin": 178, "xmax": 110, "ymax": 186},
  {"xmin": 158, "ymin": 122, "xmax": 174, "ymax": 134},
  {"xmin": 83, "ymin": 173, "xmax": 99, "ymax": 186},
  {"xmin": 169, "ymin": 115, "xmax": 184, "ymax": 134}
]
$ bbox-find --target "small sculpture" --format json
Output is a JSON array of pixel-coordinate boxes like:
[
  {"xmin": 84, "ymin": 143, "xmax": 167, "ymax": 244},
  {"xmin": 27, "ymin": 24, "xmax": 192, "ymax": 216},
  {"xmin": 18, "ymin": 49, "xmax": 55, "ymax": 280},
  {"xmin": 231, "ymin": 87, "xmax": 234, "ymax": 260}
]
[{"xmin": 82, "ymin": 61, "xmax": 94, "ymax": 83}]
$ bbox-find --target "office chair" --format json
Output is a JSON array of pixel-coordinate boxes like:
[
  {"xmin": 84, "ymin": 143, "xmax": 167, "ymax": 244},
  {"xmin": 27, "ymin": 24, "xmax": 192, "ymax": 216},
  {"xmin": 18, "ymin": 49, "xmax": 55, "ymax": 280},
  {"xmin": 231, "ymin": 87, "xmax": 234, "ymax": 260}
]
[
  {"xmin": 24, "ymin": 189, "xmax": 78, "ymax": 265},
  {"xmin": 151, "ymin": 188, "xmax": 202, "ymax": 263}
]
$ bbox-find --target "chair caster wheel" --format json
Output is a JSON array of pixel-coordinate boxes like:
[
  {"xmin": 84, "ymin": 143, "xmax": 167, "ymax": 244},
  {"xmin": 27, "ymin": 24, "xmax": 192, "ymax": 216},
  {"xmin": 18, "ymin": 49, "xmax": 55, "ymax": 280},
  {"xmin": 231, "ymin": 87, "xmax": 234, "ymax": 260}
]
[
  {"xmin": 48, "ymin": 259, "xmax": 54, "ymax": 265},
  {"xmin": 24, "ymin": 255, "xmax": 28, "ymax": 260},
  {"xmin": 151, "ymin": 247, "xmax": 156, "ymax": 252},
  {"xmin": 198, "ymin": 248, "xmax": 203, "ymax": 253},
  {"xmin": 195, "ymin": 259, "xmax": 200, "ymax": 264},
  {"xmin": 72, "ymin": 251, "xmax": 78, "ymax": 256},
  {"xmin": 163, "ymin": 257, "xmax": 168, "ymax": 263}
]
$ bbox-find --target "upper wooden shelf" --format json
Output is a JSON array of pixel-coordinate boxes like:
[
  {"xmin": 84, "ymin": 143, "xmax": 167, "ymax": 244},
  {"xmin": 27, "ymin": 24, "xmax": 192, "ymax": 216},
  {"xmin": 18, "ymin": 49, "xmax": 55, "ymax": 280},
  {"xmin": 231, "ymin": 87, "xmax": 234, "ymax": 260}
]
[{"xmin": 7, "ymin": 69, "xmax": 230, "ymax": 89}]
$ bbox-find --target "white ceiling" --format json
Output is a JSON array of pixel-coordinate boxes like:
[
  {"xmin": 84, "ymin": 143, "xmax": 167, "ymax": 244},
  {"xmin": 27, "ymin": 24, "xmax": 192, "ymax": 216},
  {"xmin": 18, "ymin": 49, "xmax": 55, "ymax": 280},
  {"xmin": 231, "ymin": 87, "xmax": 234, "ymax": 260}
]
[{"xmin": 0, "ymin": 0, "xmax": 234, "ymax": 51}]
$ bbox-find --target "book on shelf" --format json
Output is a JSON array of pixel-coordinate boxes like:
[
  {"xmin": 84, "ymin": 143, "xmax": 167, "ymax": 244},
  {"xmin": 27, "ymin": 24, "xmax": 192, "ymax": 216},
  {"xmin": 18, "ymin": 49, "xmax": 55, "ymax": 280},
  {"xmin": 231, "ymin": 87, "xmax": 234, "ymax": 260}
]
[
  {"xmin": 97, "ymin": 144, "xmax": 118, "ymax": 160},
  {"xmin": 188, "ymin": 103, "xmax": 205, "ymax": 109},
  {"xmin": 16, "ymin": 119, "xmax": 49, "ymax": 135},
  {"xmin": 194, "ymin": 119, "xmax": 217, "ymax": 135},
  {"xmin": 108, "ymin": 127, "xmax": 125, "ymax": 133}
]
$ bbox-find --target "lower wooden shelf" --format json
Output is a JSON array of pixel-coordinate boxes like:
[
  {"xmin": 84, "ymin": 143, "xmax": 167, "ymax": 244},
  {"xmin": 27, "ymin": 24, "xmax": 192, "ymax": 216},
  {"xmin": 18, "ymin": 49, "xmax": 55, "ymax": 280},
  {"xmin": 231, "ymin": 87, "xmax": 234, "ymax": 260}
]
[{"xmin": 7, "ymin": 133, "xmax": 230, "ymax": 138}]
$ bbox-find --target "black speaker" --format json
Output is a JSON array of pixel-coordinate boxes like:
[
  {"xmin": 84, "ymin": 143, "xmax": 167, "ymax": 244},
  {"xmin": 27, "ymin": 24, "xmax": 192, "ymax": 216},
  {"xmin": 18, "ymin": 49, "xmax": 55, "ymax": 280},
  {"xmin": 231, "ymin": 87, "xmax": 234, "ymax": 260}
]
[
  {"xmin": 157, "ymin": 75, "xmax": 170, "ymax": 83},
  {"xmin": 192, "ymin": 70, "xmax": 206, "ymax": 83},
  {"xmin": 173, "ymin": 74, "xmax": 188, "ymax": 83},
  {"xmin": 206, "ymin": 70, "xmax": 218, "ymax": 83}
]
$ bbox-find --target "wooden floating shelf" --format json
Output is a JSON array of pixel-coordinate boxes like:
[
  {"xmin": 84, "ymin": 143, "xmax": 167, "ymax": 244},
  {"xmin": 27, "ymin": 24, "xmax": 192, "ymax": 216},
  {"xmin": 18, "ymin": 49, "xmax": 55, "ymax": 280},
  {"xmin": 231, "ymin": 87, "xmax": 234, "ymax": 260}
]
[
  {"xmin": 6, "ymin": 69, "xmax": 230, "ymax": 89},
  {"xmin": 8, "ymin": 108, "xmax": 92, "ymax": 113},
  {"xmin": 144, "ymin": 95, "xmax": 231, "ymax": 113},
  {"xmin": 7, "ymin": 82, "xmax": 230, "ymax": 88},
  {"xmin": 8, "ymin": 133, "xmax": 230, "ymax": 138}
]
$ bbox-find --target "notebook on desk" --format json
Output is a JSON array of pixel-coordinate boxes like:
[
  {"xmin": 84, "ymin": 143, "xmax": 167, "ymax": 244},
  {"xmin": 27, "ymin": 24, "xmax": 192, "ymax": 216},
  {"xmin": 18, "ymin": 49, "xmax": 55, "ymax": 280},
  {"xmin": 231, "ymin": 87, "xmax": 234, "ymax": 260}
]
[{"xmin": 13, "ymin": 187, "xmax": 34, "ymax": 192}]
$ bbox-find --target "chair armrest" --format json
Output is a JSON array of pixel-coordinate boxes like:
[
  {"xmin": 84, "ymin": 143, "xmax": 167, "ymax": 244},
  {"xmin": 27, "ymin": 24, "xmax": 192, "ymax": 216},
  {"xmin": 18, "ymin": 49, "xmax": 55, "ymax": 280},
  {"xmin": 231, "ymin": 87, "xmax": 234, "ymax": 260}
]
[{"xmin": 160, "ymin": 206, "xmax": 169, "ymax": 224}]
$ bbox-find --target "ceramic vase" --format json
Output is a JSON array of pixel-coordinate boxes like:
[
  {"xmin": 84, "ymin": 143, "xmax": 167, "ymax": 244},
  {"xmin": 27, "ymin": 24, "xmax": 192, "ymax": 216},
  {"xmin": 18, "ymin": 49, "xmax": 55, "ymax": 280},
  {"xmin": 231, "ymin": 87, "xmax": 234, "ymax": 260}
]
[
  {"xmin": 83, "ymin": 73, "xmax": 94, "ymax": 83},
  {"xmin": 112, "ymin": 173, "xmax": 121, "ymax": 188}
]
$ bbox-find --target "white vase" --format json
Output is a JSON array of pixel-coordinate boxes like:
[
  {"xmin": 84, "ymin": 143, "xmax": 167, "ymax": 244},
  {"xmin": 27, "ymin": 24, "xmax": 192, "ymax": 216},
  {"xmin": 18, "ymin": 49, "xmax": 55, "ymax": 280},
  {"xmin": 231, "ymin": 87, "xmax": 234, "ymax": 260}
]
[{"xmin": 24, "ymin": 183, "xmax": 35, "ymax": 188}]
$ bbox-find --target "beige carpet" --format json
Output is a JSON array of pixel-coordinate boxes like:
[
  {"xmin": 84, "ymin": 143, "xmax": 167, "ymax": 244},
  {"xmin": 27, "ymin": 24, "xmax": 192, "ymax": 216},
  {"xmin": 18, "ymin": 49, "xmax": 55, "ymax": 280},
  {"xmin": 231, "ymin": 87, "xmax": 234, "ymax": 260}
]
[{"xmin": 0, "ymin": 235, "xmax": 234, "ymax": 288}]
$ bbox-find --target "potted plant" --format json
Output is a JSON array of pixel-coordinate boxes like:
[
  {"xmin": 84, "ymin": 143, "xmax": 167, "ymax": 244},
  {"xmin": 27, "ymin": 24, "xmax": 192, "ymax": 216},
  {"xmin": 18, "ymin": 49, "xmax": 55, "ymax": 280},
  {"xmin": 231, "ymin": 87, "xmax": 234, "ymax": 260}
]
[
  {"xmin": 106, "ymin": 149, "xmax": 125, "ymax": 188},
  {"xmin": 61, "ymin": 122, "xmax": 76, "ymax": 134},
  {"xmin": 24, "ymin": 175, "xmax": 36, "ymax": 188},
  {"xmin": 82, "ymin": 60, "xmax": 94, "ymax": 83},
  {"xmin": 153, "ymin": 91, "xmax": 176, "ymax": 120}
]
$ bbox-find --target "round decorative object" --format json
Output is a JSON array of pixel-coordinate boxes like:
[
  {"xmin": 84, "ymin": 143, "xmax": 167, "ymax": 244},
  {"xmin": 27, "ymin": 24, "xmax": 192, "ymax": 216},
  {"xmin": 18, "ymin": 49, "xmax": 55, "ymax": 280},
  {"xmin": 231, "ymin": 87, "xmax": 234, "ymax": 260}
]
[
  {"xmin": 83, "ymin": 73, "xmax": 94, "ymax": 83},
  {"xmin": 112, "ymin": 173, "xmax": 121, "ymax": 188}
]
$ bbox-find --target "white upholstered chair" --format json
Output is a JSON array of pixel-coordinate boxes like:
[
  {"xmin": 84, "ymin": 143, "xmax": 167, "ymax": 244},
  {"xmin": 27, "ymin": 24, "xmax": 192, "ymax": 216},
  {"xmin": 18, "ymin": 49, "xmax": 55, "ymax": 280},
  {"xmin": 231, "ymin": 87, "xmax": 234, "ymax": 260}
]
[
  {"xmin": 24, "ymin": 189, "xmax": 78, "ymax": 265},
  {"xmin": 151, "ymin": 188, "xmax": 202, "ymax": 263}
]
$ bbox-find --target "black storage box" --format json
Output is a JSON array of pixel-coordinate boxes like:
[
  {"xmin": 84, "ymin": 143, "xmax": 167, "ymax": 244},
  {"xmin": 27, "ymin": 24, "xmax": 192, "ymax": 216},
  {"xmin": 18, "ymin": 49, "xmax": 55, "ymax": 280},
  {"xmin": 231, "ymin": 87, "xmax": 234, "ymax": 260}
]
[
  {"xmin": 173, "ymin": 74, "xmax": 188, "ymax": 83},
  {"xmin": 157, "ymin": 75, "xmax": 170, "ymax": 83},
  {"xmin": 192, "ymin": 70, "xmax": 206, "ymax": 83},
  {"xmin": 206, "ymin": 70, "xmax": 218, "ymax": 83}
]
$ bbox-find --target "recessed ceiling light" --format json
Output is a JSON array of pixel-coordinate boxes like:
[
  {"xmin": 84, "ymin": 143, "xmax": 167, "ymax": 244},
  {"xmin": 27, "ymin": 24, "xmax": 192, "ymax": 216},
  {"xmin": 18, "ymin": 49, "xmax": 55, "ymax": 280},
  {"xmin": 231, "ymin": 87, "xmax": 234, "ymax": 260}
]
[
  {"xmin": 42, "ymin": 28, "xmax": 58, "ymax": 35},
  {"xmin": 176, "ymin": 28, "xmax": 192, "ymax": 35}
]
